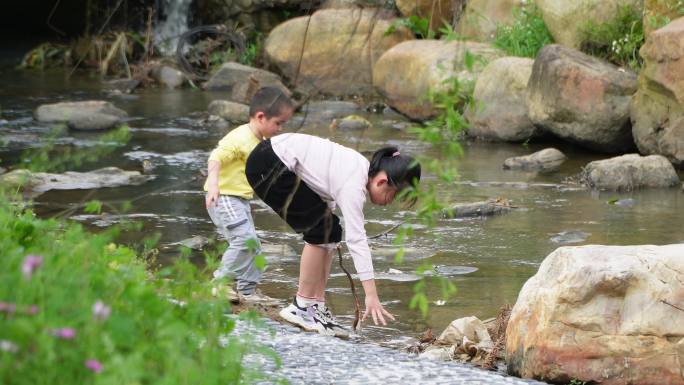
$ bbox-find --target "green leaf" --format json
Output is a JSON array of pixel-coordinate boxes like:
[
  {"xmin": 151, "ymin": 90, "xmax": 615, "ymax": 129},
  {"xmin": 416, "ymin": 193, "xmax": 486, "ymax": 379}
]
[
  {"xmin": 254, "ymin": 254, "xmax": 266, "ymax": 271},
  {"xmin": 84, "ymin": 200, "xmax": 102, "ymax": 214}
]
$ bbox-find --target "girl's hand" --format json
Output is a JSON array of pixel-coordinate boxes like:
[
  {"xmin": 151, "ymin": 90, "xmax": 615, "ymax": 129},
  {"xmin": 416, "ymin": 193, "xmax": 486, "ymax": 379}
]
[{"xmin": 363, "ymin": 294, "xmax": 395, "ymax": 326}]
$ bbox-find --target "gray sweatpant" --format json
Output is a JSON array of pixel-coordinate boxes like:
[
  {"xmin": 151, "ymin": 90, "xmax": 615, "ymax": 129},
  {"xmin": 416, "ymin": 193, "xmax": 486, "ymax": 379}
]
[{"xmin": 207, "ymin": 195, "xmax": 262, "ymax": 295}]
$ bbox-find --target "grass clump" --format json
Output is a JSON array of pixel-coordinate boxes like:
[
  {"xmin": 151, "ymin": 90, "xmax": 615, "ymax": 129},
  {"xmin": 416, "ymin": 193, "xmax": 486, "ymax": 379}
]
[
  {"xmin": 580, "ymin": 5, "xmax": 644, "ymax": 71},
  {"xmin": 494, "ymin": 4, "xmax": 554, "ymax": 58},
  {"xmin": 0, "ymin": 192, "xmax": 277, "ymax": 384}
]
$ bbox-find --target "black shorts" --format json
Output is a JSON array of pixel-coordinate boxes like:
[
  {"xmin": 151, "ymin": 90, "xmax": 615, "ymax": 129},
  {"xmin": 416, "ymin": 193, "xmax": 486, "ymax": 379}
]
[{"xmin": 245, "ymin": 139, "xmax": 342, "ymax": 245}]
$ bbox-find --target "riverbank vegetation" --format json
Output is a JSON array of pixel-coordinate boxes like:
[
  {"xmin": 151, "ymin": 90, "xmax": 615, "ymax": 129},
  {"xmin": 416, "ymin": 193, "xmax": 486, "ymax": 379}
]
[
  {"xmin": 0, "ymin": 189, "xmax": 277, "ymax": 384},
  {"xmin": 494, "ymin": 4, "xmax": 553, "ymax": 59}
]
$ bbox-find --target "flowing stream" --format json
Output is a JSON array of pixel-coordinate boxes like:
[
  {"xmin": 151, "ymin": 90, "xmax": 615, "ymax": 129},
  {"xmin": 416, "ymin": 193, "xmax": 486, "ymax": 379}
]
[{"xmin": 1, "ymin": 54, "xmax": 683, "ymax": 348}]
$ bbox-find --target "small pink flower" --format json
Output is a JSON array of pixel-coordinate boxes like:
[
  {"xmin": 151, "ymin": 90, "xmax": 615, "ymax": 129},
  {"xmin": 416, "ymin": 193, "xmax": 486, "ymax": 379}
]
[
  {"xmin": 26, "ymin": 305, "xmax": 39, "ymax": 315},
  {"xmin": 85, "ymin": 359, "xmax": 103, "ymax": 373},
  {"xmin": 52, "ymin": 328, "xmax": 76, "ymax": 339},
  {"xmin": 0, "ymin": 302, "xmax": 16, "ymax": 314},
  {"xmin": 92, "ymin": 300, "xmax": 111, "ymax": 321},
  {"xmin": 22, "ymin": 255, "xmax": 43, "ymax": 280}
]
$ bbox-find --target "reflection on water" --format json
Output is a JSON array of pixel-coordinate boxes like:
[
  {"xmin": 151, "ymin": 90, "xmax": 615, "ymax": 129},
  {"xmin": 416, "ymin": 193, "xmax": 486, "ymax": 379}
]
[{"xmin": 2, "ymin": 65, "xmax": 684, "ymax": 347}]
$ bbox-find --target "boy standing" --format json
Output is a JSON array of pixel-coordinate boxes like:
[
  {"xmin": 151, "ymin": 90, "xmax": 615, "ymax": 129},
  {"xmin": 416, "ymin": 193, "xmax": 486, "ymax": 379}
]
[{"xmin": 205, "ymin": 86, "xmax": 294, "ymax": 303}]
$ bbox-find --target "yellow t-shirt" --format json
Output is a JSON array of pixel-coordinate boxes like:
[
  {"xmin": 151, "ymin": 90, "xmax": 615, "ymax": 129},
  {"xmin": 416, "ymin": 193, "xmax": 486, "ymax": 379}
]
[{"xmin": 203, "ymin": 123, "xmax": 260, "ymax": 199}]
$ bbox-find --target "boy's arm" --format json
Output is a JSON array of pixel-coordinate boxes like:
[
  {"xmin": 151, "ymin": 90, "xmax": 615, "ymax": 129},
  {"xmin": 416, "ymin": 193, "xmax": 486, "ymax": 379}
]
[{"xmin": 205, "ymin": 160, "xmax": 221, "ymax": 208}]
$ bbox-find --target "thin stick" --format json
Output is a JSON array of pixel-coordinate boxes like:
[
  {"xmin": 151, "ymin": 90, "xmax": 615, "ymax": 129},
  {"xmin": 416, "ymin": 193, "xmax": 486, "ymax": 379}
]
[
  {"xmin": 337, "ymin": 245, "xmax": 361, "ymax": 330},
  {"xmin": 367, "ymin": 220, "xmax": 405, "ymax": 240},
  {"xmin": 661, "ymin": 299, "xmax": 684, "ymax": 312}
]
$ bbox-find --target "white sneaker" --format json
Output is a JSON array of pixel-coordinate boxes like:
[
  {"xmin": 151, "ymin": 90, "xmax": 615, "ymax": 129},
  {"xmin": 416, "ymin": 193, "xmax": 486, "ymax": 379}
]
[
  {"xmin": 278, "ymin": 297, "xmax": 349, "ymax": 337},
  {"xmin": 239, "ymin": 290, "xmax": 284, "ymax": 306},
  {"xmin": 211, "ymin": 285, "xmax": 240, "ymax": 304},
  {"xmin": 279, "ymin": 297, "xmax": 320, "ymax": 332},
  {"xmin": 315, "ymin": 304, "xmax": 349, "ymax": 338}
]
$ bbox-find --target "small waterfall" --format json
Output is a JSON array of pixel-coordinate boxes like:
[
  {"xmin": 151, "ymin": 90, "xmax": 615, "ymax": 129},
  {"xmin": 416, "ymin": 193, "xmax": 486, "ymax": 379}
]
[{"xmin": 154, "ymin": 0, "xmax": 193, "ymax": 56}]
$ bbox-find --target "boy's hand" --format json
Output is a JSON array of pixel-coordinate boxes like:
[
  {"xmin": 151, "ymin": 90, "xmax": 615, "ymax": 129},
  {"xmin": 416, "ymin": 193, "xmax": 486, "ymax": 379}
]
[
  {"xmin": 205, "ymin": 160, "xmax": 221, "ymax": 208},
  {"xmin": 206, "ymin": 186, "xmax": 219, "ymax": 208}
]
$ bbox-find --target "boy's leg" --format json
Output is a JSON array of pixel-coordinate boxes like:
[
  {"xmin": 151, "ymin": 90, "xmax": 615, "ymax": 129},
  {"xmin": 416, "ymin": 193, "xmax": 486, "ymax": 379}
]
[{"xmin": 207, "ymin": 196, "xmax": 262, "ymax": 295}]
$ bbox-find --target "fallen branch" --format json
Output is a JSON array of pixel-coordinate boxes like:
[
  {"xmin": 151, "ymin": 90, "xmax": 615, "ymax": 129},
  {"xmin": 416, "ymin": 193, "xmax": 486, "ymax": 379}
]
[{"xmin": 337, "ymin": 245, "xmax": 361, "ymax": 330}]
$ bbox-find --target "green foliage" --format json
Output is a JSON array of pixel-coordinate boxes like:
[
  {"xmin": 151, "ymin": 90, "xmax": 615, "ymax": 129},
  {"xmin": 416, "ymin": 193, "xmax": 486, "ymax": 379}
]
[
  {"xmin": 386, "ymin": 15, "xmax": 435, "ymax": 39},
  {"xmin": 21, "ymin": 125, "xmax": 130, "ymax": 173},
  {"xmin": 494, "ymin": 4, "xmax": 554, "ymax": 58},
  {"xmin": 397, "ymin": 52, "xmax": 478, "ymax": 317},
  {"xmin": 19, "ymin": 43, "xmax": 71, "ymax": 70},
  {"xmin": 646, "ymin": 0, "xmax": 684, "ymax": 31},
  {"xmin": 568, "ymin": 380, "xmax": 587, "ymax": 385},
  {"xmin": 580, "ymin": 5, "xmax": 644, "ymax": 71},
  {"xmin": 0, "ymin": 191, "xmax": 278, "ymax": 384}
]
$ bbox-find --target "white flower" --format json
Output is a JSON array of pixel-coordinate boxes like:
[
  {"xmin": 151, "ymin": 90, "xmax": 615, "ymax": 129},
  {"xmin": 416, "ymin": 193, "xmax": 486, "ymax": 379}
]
[{"xmin": 0, "ymin": 340, "xmax": 19, "ymax": 353}]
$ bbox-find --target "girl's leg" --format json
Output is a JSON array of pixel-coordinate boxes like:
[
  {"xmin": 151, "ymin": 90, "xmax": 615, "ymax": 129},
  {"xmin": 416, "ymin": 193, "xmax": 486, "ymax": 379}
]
[{"xmin": 298, "ymin": 244, "xmax": 334, "ymax": 300}]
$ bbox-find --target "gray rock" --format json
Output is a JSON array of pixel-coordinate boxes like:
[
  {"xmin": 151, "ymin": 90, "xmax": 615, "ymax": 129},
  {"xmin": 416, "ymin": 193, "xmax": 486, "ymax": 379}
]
[
  {"xmin": 582, "ymin": 153, "xmax": 680, "ymax": 191},
  {"xmin": 66, "ymin": 111, "xmax": 122, "ymax": 131},
  {"xmin": 204, "ymin": 62, "xmax": 290, "ymax": 104},
  {"xmin": 550, "ymin": 230, "xmax": 590, "ymax": 244},
  {"xmin": 152, "ymin": 65, "xmax": 187, "ymax": 89},
  {"xmin": 34, "ymin": 101, "xmax": 128, "ymax": 124},
  {"xmin": 444, "ymin": 198, "xmax": 512, "ymax": 218},
  {"xmin": 0, "ymin": 166, "xmax": 5, "ymax": 174},
  {"xmin": 527, "ymin": 45, "xmax": 637, "ymax": 153},
  {"xmin": 104, "ymin": 78, "xmax": 140, "ymax": 93},
  {"xmin": 208, "ymin": 100, "xmax": 250, "ymax": 123},
  {"xmin": 0, "ymin": 167, "xmax": 154, "ymax": 197},
  {"xmin": 176, "ymin": 235, "xmax": 211, "ymax": 250},
  {"xmin": 433, "ymin": 265, "xmax": 479, "ymax": 276},
  {"xmin": 331, "ymin": 115, "xmax": 371, "ymax": 131},
  {"xmin": 503, "ymin": 148, "xmax": 567, "ymax": 172}
]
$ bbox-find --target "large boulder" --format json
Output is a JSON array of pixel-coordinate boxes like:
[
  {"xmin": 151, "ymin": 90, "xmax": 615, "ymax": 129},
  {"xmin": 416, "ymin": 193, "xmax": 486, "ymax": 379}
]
[
  {"xmin": 527, "ymin": 45, "xmax": 638, "ymax": 153},
  {"xmin": 535, "ymin": 0, "xmax": 643, "ymax": 48},
  {"xmin": 457, "ymin": 0, "xmax": 526, "ymax": 42},
  {"xmin": 506, "ymin": 244, "xmax": 684, "ymax": 385},
  {"xmin": 203, "ymin": 62, "xmax": 290, "ymax": 104},
  {"xmin": 396, "ymin": 0, "xmax": 463, "ymax": 32},
  {"xmin": 34, "ymin": 101, "xmax": 128, "ymax": 131},
  {"xmin": 264, "ymin": 8, "xmax": 413, "ymax": 97},
  {"xmin": 466, "ymin": 57, "xmax": 537, "ymax": 142},
  {"xmin": 631, "ymin": 17, "xmax": 684, "ymax": 167},
  {"xmin": 373, "ymin": 40, "xmax": 503, "ymax": 120},
  {"xmin": 581, "ymin": 153, "xmax": 680, "ymax": 190}
]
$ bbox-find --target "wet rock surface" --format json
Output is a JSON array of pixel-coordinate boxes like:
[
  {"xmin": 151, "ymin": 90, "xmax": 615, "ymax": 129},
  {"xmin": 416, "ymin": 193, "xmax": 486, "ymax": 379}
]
[
  {"xmin": 34, "ymin": 100, "xmax": 128, "ymax": 131},
  {"xmin": 0, "ymin": 167, "xmax": 155, "ymax": 197},
  {"xmin": 229, "ymin": 317, "xmax": 549, "ymax": 385},
  {"xmin": 506, "ymin": 244, "xmax": 684, "ymax": 385},
  {"xmin": 527, "ymin": 45, "xmax": 637, "ymax": 153},
  {"xmin": 581, "ymin": 153, "xmax": 680, "ymax": 190},
  {"xmin": 503, "ymin": 148, "xmax": 566, "ymax": 172}
]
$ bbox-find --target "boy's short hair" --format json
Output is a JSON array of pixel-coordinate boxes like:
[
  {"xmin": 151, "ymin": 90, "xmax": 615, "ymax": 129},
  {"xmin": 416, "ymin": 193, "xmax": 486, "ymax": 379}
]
[{"xmin": 249, "ymin": 86, "xmax": 295, "ymax": 118}]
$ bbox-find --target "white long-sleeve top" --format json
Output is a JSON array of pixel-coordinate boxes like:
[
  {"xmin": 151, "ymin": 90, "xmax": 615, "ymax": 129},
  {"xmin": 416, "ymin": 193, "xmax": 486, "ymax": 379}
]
[{"xmin": 271, "ymin": 133, "xmax": 374, "ymax": 281}]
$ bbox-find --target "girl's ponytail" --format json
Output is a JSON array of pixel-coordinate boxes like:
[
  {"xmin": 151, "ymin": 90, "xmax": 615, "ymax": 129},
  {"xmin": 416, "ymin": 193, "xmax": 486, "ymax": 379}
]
[{"xmin": 369, "ymin": 146, "xmax": 421, "ymax": 198}]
